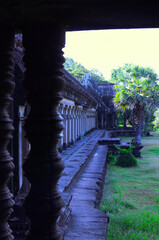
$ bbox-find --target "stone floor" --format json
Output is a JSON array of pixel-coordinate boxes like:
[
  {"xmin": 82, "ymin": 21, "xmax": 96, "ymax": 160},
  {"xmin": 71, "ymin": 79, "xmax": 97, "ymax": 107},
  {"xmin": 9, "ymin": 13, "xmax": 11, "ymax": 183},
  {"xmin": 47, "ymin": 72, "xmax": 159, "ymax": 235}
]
[
  {"xmin": 58, "ymin": 130, "xmax": 105, "ymax": 193},
  {"xmin": 63, "ymin": 145, "xmax": 109, "ymax": 240},
  {"xmin": 57, "ymin": 130, "xmax": 109, "ymax": 239}
]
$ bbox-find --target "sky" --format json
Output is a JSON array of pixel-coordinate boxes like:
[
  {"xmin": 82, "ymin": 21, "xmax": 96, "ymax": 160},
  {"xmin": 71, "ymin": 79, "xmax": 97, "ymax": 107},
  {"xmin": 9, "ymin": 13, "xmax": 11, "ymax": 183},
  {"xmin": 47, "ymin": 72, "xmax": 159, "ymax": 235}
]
[{"xmin": 64, "ymin": 28, "xmax": 159, "ymax": 80}]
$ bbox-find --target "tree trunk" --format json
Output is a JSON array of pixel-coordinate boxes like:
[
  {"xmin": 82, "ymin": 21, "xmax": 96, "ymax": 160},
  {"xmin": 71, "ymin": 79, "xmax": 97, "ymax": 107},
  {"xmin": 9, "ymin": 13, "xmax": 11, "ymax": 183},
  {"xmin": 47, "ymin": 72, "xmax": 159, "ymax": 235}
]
[
  {"xmin": 132, "ymin": 102, "xmax": 144, "ymax": 145},
  {"xmin": 123, "ymin": 111, "xmax": 127, "ymax": 129}
]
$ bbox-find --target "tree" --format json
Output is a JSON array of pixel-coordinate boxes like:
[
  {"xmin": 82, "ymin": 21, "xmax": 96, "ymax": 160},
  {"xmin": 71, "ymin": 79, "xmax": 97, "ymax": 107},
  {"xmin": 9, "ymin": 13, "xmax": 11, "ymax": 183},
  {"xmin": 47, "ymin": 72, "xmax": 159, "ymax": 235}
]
[
  {"xmin": 154, "ymin": 108, "xmax": 159, "ymax": 130},
  {"xmin": 111, "ymin": 64, "xmax": 159, "ymax": 150},
  {"xmin": 64, "ymin": 57, "xmax": 107, "ymax": 83}
]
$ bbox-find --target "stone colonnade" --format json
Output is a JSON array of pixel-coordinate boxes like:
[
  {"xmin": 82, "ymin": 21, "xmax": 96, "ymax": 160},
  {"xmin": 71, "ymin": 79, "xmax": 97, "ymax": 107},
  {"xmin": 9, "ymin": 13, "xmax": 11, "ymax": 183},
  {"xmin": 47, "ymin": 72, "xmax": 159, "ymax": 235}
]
[{"xmin": 58, "ymin": 98, "xmax": 97, "ymax": 150}]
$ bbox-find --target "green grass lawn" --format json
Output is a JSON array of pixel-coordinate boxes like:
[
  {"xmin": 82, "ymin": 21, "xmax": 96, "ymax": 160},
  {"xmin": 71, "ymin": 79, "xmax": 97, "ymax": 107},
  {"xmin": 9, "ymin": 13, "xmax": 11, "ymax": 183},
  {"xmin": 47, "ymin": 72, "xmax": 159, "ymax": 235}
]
[{"xmin": 100, "ymin": 132, "xmax": 159, "ymax": 240}]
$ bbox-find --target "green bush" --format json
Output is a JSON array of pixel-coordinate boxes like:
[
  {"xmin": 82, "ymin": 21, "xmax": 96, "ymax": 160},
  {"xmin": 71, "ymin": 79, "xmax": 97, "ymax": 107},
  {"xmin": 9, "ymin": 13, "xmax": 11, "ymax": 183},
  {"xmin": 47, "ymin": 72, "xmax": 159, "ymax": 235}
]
[
  {"xmin": 107, "ymin": 153, "xmax": 117, "ymax": 165},
  {"xmin": 115, "ymin": 145, "xmax": 138, "ymax": 168}
]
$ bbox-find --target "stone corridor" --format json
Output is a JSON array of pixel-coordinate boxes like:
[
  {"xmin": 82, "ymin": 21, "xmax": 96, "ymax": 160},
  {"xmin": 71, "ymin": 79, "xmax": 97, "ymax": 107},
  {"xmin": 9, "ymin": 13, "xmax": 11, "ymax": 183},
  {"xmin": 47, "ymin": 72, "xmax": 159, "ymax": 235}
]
[{"xmin": 58, "ymin": 129, "xmax": 109, "ymax": 239}]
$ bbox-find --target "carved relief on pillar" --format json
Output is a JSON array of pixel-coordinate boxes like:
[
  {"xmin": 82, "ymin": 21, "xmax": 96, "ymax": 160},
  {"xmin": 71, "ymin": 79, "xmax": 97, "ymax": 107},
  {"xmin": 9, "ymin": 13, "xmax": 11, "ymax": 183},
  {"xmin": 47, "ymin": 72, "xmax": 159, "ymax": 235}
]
[
  {"xmin": 0, "ymin": 25, "xmax": 15, "ymax": 240},
  {"xmin": 22, "ymin": 23, "xmax": 66, "ymax": 240}
]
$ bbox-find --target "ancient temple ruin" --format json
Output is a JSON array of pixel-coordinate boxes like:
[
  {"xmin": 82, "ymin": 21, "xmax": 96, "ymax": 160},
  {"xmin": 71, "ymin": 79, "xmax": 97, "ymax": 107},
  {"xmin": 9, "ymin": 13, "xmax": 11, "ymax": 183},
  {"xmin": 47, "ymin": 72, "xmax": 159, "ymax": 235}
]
[{"xmin": 0, "ymin": 1, "xmax": 159, "ymax": 240}]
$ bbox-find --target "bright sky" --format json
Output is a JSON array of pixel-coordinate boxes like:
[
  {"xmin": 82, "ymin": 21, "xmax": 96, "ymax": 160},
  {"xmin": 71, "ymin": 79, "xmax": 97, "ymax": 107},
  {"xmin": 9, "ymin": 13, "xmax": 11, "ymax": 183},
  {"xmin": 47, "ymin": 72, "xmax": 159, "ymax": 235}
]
[{"xmin": 64, "ymin": 28, "xmax": 159, "ymax": 80}]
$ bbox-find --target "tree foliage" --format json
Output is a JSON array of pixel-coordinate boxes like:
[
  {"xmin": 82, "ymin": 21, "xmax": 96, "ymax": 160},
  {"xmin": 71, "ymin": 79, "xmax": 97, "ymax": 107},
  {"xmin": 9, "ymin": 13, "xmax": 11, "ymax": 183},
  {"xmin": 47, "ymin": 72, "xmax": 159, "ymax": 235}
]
[
  {"xmin": 64, "ymin": 57, "xmax": 107, "ymax": 83},
  {"xmin": 111, "ymin": 64, "xmax": 159, "ymax": 144},
  {"xmin": 111, "ymin": 64, "xmax": 159, "ymax": 110}
]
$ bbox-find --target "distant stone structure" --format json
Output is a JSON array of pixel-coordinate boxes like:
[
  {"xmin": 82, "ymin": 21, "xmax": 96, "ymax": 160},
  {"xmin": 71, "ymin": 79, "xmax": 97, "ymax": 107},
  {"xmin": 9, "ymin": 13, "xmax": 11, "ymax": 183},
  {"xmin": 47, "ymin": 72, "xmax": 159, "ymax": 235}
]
[{"xmin": 81, "ymin": 73, "xmax": 116, "ymax": 129}]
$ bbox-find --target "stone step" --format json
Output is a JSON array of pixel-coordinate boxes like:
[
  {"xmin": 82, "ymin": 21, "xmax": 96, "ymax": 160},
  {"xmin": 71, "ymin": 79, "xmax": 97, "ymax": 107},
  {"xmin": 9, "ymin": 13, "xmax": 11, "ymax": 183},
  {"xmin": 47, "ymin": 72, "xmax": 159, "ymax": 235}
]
[{"xmin": 98, "ymin": 137, "xmax": 121, "ymax": 145}]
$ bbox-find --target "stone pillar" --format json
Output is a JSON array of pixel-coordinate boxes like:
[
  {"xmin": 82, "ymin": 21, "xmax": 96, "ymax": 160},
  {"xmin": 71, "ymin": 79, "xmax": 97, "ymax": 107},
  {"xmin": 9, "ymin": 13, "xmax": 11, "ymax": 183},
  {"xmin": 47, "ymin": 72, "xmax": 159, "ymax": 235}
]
[
  {"xmin": 22, "ymin": 23, "xmax": 66, "ymax": 240},
  {"xmin": 75, "ymin": 107, "xmax": 79, "ymax": 140},
  {"xmin": 81, "ymin": 109, "xmax": 85, "ymax": 136},
  {"xmin": 74, "ymin": 107, "xmax": 77, "ymax": 142},
  {"xmin": 86, "ymin": 109, "xmax": 89, "ymax": 133},
  {"xmin": 76, "ymin": 108, "xmax": 79, "ymax": 139},
  {"xmin": 82, "ymin": 109, "xmax": 86, "ymax": 135},
  {"xmin": 78, "ymin": 106, "xmax": 83, "ymax": 139},
  {"xmin": 57, "ymin": 103, "xmax": 64, "ymax": 152},
  {"xmin": 88, "ymin": 110, "xmax": 91, "ymax": 131},
  {"xmin": 0, "ymin": 25, "xmax": 15, "ymax": 240},
  {"xmin": 60, "ymin": 104, "xmax": 64, "ymax": 149},
  {"xmin": 63, "ymin": 105, "xmax": 68, "ymax": 149},
  {"xmin": 67, "ymin": 106, "xmax": 72, "ymax": 146},
  {"xmin": 71, "ymin": 107, "xmax": 75, "ymax": 144}
]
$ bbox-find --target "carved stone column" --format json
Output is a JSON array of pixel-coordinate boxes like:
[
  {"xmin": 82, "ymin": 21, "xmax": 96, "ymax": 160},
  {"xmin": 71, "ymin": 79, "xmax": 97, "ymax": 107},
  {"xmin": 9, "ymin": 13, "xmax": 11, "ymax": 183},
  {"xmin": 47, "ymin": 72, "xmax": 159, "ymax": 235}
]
[
  {"xmin": 83, "ymin": 109, "xmax": 87, "ymax": 135},
  {"xmin": 0, "ymin": 25, "xmax": 15, "ymax": 240},
  {"xmin": 63, "ymin": 105, "xmax": 68, "ymax": 149},
  {"xmin": 59, "ymin": 103, "xmax": 64, "ymax": 151},
  {"xmin": 78, "ymin": 106, "xmax": 83, "ymax": 139},
  {"xmin": 74, "ymin": 107, "xmax": 78, "ymax": 141},
  {"xmin": 71, "ymin": 107, "xmax": 75, "ymax": 144},
  {"xmin": 67, "ymin": 106, "xmax": 71, "ymax": 146},
  {"xmin": 22, "ymin": 23, "xmax": 66, "ymax": 240}
]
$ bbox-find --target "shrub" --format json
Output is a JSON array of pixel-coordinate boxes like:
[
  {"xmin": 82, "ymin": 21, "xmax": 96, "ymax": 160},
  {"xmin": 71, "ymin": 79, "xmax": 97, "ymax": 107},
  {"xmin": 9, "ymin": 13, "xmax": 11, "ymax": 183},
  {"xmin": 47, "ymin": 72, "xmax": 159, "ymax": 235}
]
[
  {"xmin": 115, "ymin": 145, "xmax": 138, "ymax": 167},
  {"xmin": 107, "ymin": 153, "xmax": 117, "ymax": 165}
]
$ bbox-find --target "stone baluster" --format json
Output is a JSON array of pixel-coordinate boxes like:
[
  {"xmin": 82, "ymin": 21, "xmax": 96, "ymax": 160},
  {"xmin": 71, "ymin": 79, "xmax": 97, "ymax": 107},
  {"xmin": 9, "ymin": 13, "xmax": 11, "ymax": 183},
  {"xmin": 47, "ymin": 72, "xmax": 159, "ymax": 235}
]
[
  {"xmin": 77, "ymin": 107, "xmax": 80, "ymax": 139},
  {"xmin": 79, "ymin": 108, "xmax": 81, "ymax": 138},
  {"xmin": 85, "ymin": 109, "xmax": 88, "ymax": 133},
  {"xmin": 81, "ymin": 109, "xmax": 84, "ymax": 136},
  {"xmin": 67, "ymin": 106, "xmax": 71, "ymax": 146},
  {"xmin": 89, "ymin": 110, "xmax": 91, "ymax": 131},
  {"xmin": 79, "ymin": 106, "xmax": 83, "ymax": 138},
  {"xmin": 57, "ymin": 103, "xmax": 64, "ymax": 152},
  {"xmin": 63, "ymin": 105, "xmax": 68, "ymax": 149},
  {"xmin": 80, "ymin": 106, "xmax": 83, "ymax": 138},
  {"xmin": 22, "ymin": 23, "xmax": 66, "ymax": 240},
  {"xmin": 95, "ymin": 111, "xmax": 98, "ymax": 129},
  {"xmin": 83, "ymin": 109, "xmax": 87, "ymax": 135},
  {"xmin": 88, "ymin": 110, "xmax": 90, "ymax": 131},
  {"xmin": 0, "ymin": 25, "xmax": 15, "ymax": 240},
  {"xmin": 90, "ymin": 110, "xmax": 92, "ymax": 130},
  {"xmin": 92, "ymin": 111, "xmax": 94, "ymax": 129},
  {"xmin": 74, "ymin": 107, "xmax": 78, "ymax": 141},
  {"xmin": 71, "ymin": 107, "xmax": 75, "ymax": 144},
  {"xmin": 60, "ymin": 103, "xmax": 64, "ymax": 150}
]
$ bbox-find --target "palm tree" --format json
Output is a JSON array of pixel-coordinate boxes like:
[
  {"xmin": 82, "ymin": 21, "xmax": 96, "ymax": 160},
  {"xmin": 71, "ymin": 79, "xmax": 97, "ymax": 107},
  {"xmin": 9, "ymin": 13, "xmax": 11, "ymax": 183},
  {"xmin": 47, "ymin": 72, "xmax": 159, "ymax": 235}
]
[{"xmin": 111, "ymin": 64, "xmax": 159, "ymax": 155}]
